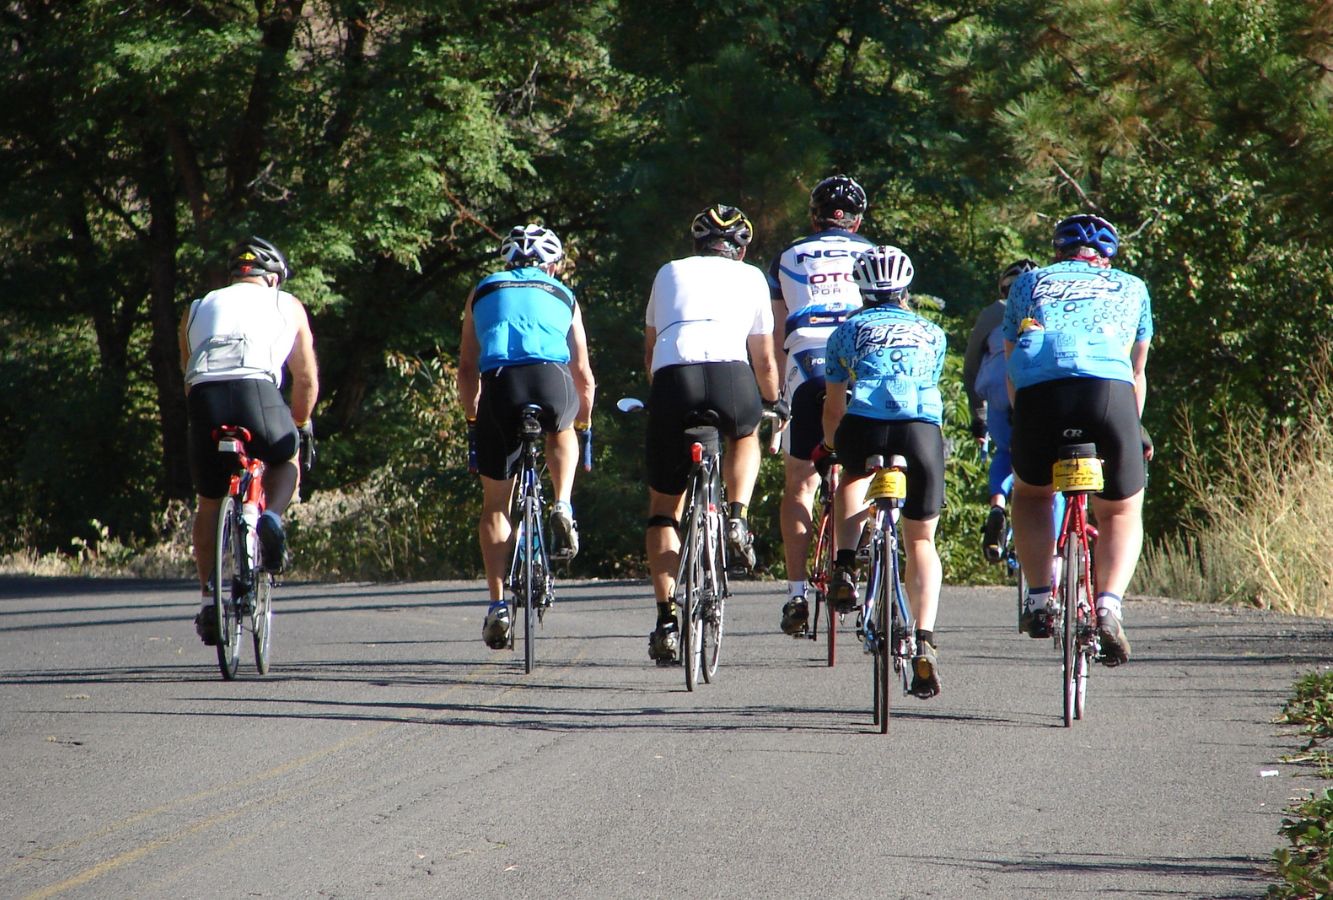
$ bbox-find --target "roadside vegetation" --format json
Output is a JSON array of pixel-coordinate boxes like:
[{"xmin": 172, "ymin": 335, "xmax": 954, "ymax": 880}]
[{"xmin": 1270, "ymin": 670, "xmax": 1333, "ymax": 898}]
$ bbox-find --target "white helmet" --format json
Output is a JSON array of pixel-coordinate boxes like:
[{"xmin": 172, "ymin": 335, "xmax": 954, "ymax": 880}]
[
  {"xmin": 851, "ymin": 245, "xmax": 914, "ymax": 302},
  {"xmin": 500, "ymin": 224, "xmax": 564, "ymax": 265}
]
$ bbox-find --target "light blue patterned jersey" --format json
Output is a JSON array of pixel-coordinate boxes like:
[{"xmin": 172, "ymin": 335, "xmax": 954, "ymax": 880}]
[
  {"xmin": 825, "ymin": 305, "xmax": 947, "ymax": 424},
  {"xmin": 1002, "ymin": 260, "xmax": 1152, "ymax": 390},
  {"xmin": 471, "ymin": 266, "xmax": 575, "ymax": 373}
]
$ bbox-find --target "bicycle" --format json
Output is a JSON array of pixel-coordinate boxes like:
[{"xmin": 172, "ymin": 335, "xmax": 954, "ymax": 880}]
[
  {"xmin": 804, "ymin": 461, "xmax": 839, "ymax": 666},
  {"xmin": 858, "ymin": 453, "xmax": 915, "ymax": 734},
  {"xmin": 211, "ymin": 425, "xmax": 273, "ymax": 680},
  {"xmin": 1049, "ymin": 441, "xmax": 1104, "ymax": 727},
  {"xmin": 504, "ymin": 404, "xmax": 558, "ymax": 674}
]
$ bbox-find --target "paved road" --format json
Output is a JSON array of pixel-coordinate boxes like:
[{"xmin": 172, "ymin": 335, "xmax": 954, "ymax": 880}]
[{"xmin": 0, "ymin": 575, "xmax": 1329, "ymax": 899}]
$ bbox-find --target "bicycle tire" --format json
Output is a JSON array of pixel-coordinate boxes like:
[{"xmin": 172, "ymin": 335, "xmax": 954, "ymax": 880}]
[
  {"xmin": 252, "ymin": 572, "xmax": 272, "ymax": 675},
  {"xmin": 878, "ymin": 521, "xmax": 896, "ymax": 734},
  {"xmin": 522, "ymin": 493, "xmax": 536, "ymax": 674},
  {"xmin": 682, "ymin": 492, "xmax": 705, "ymax": 691},
  {"xmin": 1060, "ymin": 527, "xmax": 1080, "ymax": 727},
  {"xmin": 811, "ymin": 498, "xmax": 836, "ymax": 664},
  {"xmin": 701, "ymin": 508, "xmax": 725, "ymax": 683},
  {"xmin": 213, "ymin": 496, "xmax": 242, "ymax": 680}
]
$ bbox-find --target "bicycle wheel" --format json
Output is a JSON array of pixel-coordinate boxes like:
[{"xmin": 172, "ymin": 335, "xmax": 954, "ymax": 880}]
[
  {"xmin": 701, "ymin": 510, "xmax": 726, "ymax": 683},
  {"xmin": 681, "ymin": 496, "xmax": 705, "ymax": 691},
  {"xmin": 810, "ymin": 499, "xmax": 836, "ymax": 664},
  {"xmin": 213, "ymin": 496, "xmax": 242, "ymax": 680},
  {"xmin": 252, "ymin": 571, "xmax": 272, "ymax": 675},
  {"xmin": 522, "ymin": 493, "xmax": 537, "ymax": 674},
  {"xmin": 1060, "ymin": 531, "xmax": 1080, "ymax": 727},
  {"xmin": 878, "ymin": 530, "xmax": 896, "ymax": 734}
]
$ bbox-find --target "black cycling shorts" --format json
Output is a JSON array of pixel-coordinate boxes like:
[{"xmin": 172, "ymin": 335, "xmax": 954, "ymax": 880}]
[
  {"xmin": 833, "ymin": 415, "xmax": 945, "ymax": 521},
  {"xmin": 187, "ymin": 379, "xmax": 298, "ymax": 499},
  {"xmin": 1011, "ymin": 377, "xmax": 1144, "ymax": 500},
  {"xmin": 476, "ymin": 362, "xmax": 577, "ymax": 480},
  {"xmin": 646, "ymin": 361, "xmax": 762, "ymax": 495},
  {"xmin": 786, "ymin": 378, "xmax": 826, "ymax": 461}
]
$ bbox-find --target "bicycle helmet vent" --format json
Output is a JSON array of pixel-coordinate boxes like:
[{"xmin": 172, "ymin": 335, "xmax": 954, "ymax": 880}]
[
  {"xmin": 809, "ymin": 174, "xmax": 867, "ymax": 220},
  {"xmin": 998, "ymin": 258, "xmax": 1038, "ymax": 296},
  {"xmin": 851, "ymin": 245, "xmax": 914, "ymax": 303},
  {"xmin": 690, "ymin": 204, "xmax": 753, "ymax": 248},
  {"xmin": 230, "ymin": 236, "xmax": 290, "ymax": 284},
  {"xmin": 1052, "ymin": 214, "xmax": 1119, "ymax": 258},
  {"xmin": 500, "ymin": 224, "xmax": 564, "ymax": 265}
]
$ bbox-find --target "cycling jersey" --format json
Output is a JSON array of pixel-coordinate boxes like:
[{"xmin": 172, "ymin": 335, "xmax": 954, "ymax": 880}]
[
  {"xmin": 645, "ymin": 255, "xmax": 772, "ymax": 372},
  {"xmin": 1002, "ymin": 260, "xmax": 1152, "ymax": 390},
  {"xmin": 825, "ymin": 305, "xmax": 947, "ymax": 425},
  {"xmin": 185, "ymin": 282, "xmax": 300, "ymax": 388},
  {"xmin": 768, "ymin": 228, "xmax": 873, "ymax": 316},
  {"xmin": 471, "ymin": 266, "xmax": 575, "ymax": 373}
]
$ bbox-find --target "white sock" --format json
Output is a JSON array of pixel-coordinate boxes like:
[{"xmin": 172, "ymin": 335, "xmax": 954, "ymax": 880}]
[
  {"xmin": 1096, "ymin": 592, "xmax": 1123, "ymax": 618},
  {"xmin": 788, "ymin": 580, "xmax": 807, "ymax": 600},
  {"xmin": 1025, "ymin": 586, "xmax": 1052, "ymax": 612},
  {"xmin": 554, "ymin": 500, "xmax": 573, "ymax": 517}
]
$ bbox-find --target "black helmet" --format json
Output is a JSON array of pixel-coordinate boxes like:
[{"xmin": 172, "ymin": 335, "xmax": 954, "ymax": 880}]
[
  {"xmin": 229, "ymin": 236, "xmax": 290, "ymax": 284},
  {"xmin": 810, "ymin": 174, "xmax": 867, "ymax": 221},
  {"xmin": 998, "ymin": 258, "xmax": 1038, "ymax": 297},
  {"xmin": 690, "ymin": 204, "xmax": 754, "ymax": 248}
]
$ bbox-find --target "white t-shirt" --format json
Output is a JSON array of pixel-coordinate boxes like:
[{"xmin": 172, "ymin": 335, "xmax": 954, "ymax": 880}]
[
  {"xmin": 645, "ymin": 255, "xmax": 773, "ymax": 373},
  {"xmin": 185, "ymin": 281, "xmax": 300, "ymax": 388}
]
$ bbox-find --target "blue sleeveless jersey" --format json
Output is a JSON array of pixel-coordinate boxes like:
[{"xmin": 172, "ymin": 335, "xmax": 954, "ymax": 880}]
[
  {"xmin": 1002, "ymin": 260, "xmax": 1152, "ymax": 390},
  {"xmin": 471, "ymin": 267, "xmax": 575, "ymax": 373},
  {"xmin": 825, "ymin": 305, "xmax": 947, "ymax": 425}
]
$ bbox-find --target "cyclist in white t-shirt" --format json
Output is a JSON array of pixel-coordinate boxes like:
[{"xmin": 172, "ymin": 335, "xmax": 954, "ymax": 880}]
[
  {"xmin": 768, "ymin": 175, "xmax": 874, "ymax": 636},
  {"xmin": 643, "ymin": 204, "xmax": 781, "ymax": 663}
]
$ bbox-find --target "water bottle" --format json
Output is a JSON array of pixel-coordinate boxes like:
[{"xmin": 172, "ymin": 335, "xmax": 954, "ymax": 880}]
[{"xmin": 242, "ymin": 502, "xmax": 260, "ymax": 570}]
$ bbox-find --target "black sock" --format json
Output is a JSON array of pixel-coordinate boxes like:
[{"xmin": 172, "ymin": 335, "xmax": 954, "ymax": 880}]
[
  {"xmin": 656, "ymin": 601, "xmax": 676, "ymax": 625},
  {"xmin": 835, "ymin": 549, "xmax": 856, "ymax": 567},
  {"xmin": 728, "ymin": 501, "xmax": 747, "ymax": 521},
  {"xmin": 916, "ymin": 629, "xmax": 935, "ymax": 648}
]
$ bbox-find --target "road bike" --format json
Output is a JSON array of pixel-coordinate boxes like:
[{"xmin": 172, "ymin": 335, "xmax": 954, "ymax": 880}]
[
  {"xmin": 504, "ymin": 404, "xmax": 558, "ymax": 674},
  {"xmin": 804, "ymin": 462, "xmax": 839, "ymax": 666},
  {"xmin": 859, "ymin": 454, "xmax": 915, "ymax": 734},
  {"xmin": 1050, "ymin": 442, "xmax": 1104, "ymax": 727},
  {"xmin": 211, "ymin": 426, "xmax": 274, "ymax": 680}
]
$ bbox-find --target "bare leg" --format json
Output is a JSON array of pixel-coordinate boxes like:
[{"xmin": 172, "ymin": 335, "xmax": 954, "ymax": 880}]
[
  {"xmin": 1011, "ymin": 476, "xmax": 1057, "ymax": 590},
  {"xmin": 833, "ymin": 474, "xmax": 872, "ymax": 552},
  {"xmin": 780, "ymin": 456, "xmax": 820, "ymax": 580},
  {"xmin": 647, "ymin": 489, "xmax": 688, "ymax": 603},
  {"xmin": 192, "ymin": 496, "xmax": 222, "ymax": 592},
  {"xmin": 902, "ymin": 517, "xmax": 942, "ymax": 631},
  {"xmin": 479, "ymin": 475, "xmax": 516, "ymax": 602},
  {"xmin": 545, "ymin": 428, "xmax": 578, "ymax": 504},
  {"xmin": 1090, "ymin": 490, "xmax": 1145, "ymax": 598},
  {"xmin": 723, "ymin": 432, "xmax": 760, "ymax": 506}
]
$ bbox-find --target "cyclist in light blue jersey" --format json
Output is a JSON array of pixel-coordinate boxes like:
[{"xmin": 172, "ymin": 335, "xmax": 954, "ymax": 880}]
[
  {"xmin": 768, "ymin": 174, "xmax": 875, "ymax": 636},
  {"xmin": 458, "ymin": 224, "xmax": 596, "ymax": 650},
  {"xmin": 1003, "ymin": 213, "xmax": 1152, "ymax": 665},
  {"xmin": 813, "ymin": 245, "xmax": 948, "ymax": 698}
]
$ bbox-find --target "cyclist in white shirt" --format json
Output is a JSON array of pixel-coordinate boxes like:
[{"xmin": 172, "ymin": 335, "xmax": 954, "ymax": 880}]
[
  {"xmin": 768, "ymin": 175, "xmax": 874, "ymax": 636},
  {"xmin": 643, "ymin": 204, "xmax": 781, "ymax": 663}
]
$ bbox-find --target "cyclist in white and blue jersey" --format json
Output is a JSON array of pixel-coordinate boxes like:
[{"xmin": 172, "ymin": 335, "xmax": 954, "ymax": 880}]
[
  {"xmin": 458, "ymin": 224, "xmax": 596, "ymax": 650},
  {"xmin": 1003, "ymin": 213, "xmax": 1152, "ymax": 665},
  {"xmin": 768, "ymin": 174, "xmax": 874, "ymax": 636},
  {"xmin": 813, "ymin": 246, "xmax": 948, "ymax": 699}
]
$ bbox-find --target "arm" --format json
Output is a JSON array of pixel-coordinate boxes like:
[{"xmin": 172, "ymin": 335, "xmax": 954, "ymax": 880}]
[
  {"xmin": 821, "ymin": 381, "xmax": 848, "ymax": 447},
  {"xmin": 177, "ymin": 307, "xmax": 192, "ymax": 394},
  {"xmin": 747, "ymin": 332, "xmax": 780, "ymax": 403},
  {"xmin": 1130, "ymin": 339, "xmax": 1149, "ymax": 416},
  {"xmin": 285, "ymin": 300, "xmax": 319, "ymax": 424},
  {"xmin": 567, "ymin": 304, "xmax": 596, "ymax": 424},
  {"xmin": 643, "ymin": 326, "xmax": 656, "ymax": 384},
  {"xmin": 961, "ymin": 312, "xmax": 992, "ymax": 417},
  {"xmin": 770, "ymin": 299, "xmax": 787, "ymax": 384},
  {"xmin": 1003, "ymin": 339, "xmax": 1016, "ymax": 407},
  {"xmin": 457, "ymin": 290, "xmax": 482, "ymax": 419}
]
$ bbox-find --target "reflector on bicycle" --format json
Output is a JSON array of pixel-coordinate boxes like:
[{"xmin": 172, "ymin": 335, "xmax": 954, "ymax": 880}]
[
  {"xmin": 691, "ymin": 442, "xmax": 703, "ymax": 464},
  {"xmin": 1053, "ymin": 456, "xmax": 1104, "ymax": 493},
  {"xmin": 217, "ymin": 439, "xmax": 244, "ymax": 454},
  {"xmin": 866, "ymin": 469, "xmax": 906, "ymax": 500}
]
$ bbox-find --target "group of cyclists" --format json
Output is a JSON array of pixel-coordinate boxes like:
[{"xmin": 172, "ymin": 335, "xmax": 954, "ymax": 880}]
[{"xmin": 180, "ymin": 175, "xmax": 1153, "ymax": 695}]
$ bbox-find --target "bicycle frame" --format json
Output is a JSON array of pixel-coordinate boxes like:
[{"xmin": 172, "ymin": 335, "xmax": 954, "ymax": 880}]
[
  {"xmin": 860, "ymin": 456, "xmax": 914, "ymax": 734},
  {"xmin": 212, "ymin": 426, "xmax": 272, "ymax": 680},
  {"xmin": 676, "ymin": 427, "xmax": 728, "ymax": 691},
  {"xmin": 506, "ymin": 407, "xmax": 554, "ymax": 675},
  {"xmin": 1051, "ymin": 444, "xmax": 1103, "ymax": 726}
]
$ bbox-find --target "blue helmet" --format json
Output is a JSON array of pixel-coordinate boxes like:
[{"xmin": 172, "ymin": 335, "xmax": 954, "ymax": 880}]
[{"xmin": 1052, "ymin": 214, "xmax": 1119, "ymax": 258}]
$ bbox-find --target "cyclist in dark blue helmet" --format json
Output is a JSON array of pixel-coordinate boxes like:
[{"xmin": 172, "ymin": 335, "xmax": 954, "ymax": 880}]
[{"xmin": 1003, "ymin": 213, "xmax": 1152, "ymax": 665}]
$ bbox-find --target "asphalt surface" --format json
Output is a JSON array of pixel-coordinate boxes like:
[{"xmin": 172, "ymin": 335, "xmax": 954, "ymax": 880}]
[{"xmin": 0, "ymin": 575, "xmax": 1329, "ymax": 899}]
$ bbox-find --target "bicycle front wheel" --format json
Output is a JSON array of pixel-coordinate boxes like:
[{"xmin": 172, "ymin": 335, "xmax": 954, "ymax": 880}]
[
  {"xmin": 213, "ymin": 496, "xmax": 242, "ymax": 680},
  {"xmin": 1060, "ymin": 533, "xmax": 1080, "ymax": 727},
  {"xmin": 252, "ymin": 571, "xmax": 272, "ymax": 676}
]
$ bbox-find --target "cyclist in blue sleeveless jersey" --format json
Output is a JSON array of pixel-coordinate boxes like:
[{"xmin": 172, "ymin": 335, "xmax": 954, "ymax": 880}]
[
  {"xmin": 458, "ymin": 224, "xmax": 596, "ymax": 650},
  {"xmin": 768, "ymin": 175, "xmax": 875, "ymax": 636},
  {"xmin": 1003, "ymin": 213, "xmax": 1151, "ymax": 665},
  {"xmin": 813, "ymin": 246, "xmax": 948, "ymax": 698}
]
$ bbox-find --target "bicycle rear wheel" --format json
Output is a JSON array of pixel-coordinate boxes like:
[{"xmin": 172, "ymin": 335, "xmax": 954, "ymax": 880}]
[
  {"xmin": 213, "ymin": 496, "xmax": 242, "ymax": 680},
  {"xmin": 682, "ymin": 498, "xmax": 705, "ymax": 691},
  {"xmin": 810, "ymin": 499, "xmax": 836, "ymax": 665},
  {"xmin": 701, "ymin": 511, "xmax": 726, "ymax": 683},
  {"xmin": 252, "ymin": 571, "xmax": 272, "ymax": 675},
  {"xmin": 522, "ymin": 494, "xmax": 537, "ymax": 674},
  {"xmin": 1060, "ymin": 533, "xmax": 1080, "ymax": 727}
]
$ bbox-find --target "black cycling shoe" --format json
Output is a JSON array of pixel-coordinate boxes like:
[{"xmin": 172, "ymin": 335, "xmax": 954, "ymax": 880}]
[
  {"xmin": 910, "ymin": 640, "xmax": 941, "ymax": 699},
  {"xmin": 982, "ymin": 506, "xmax": 1006, "ymax": 564},
  {"xmin": 828, "ymin": 564, "xmax": 859, "ymax": 614},
  {"xmin": 257, "ymin": 511, "xmax": 287, "ymax": 573},
  {"xmin": 194, "ymin": 605, "xmax": 219, "ymax": 646},
  {"xmin": 780, "ymin": 596, "xmax": 809, "ymax": 636},
  {"xmin": 1097, "ymin": 611, "xmax": 1131, "ymax": 666},
  {"xmin": 648, "ymin": 618, "xmax": 680, "ymax": 665},
  {"xmin": 1019, "ymin": 607, "xmax": 1053, "ymax": 639}
]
